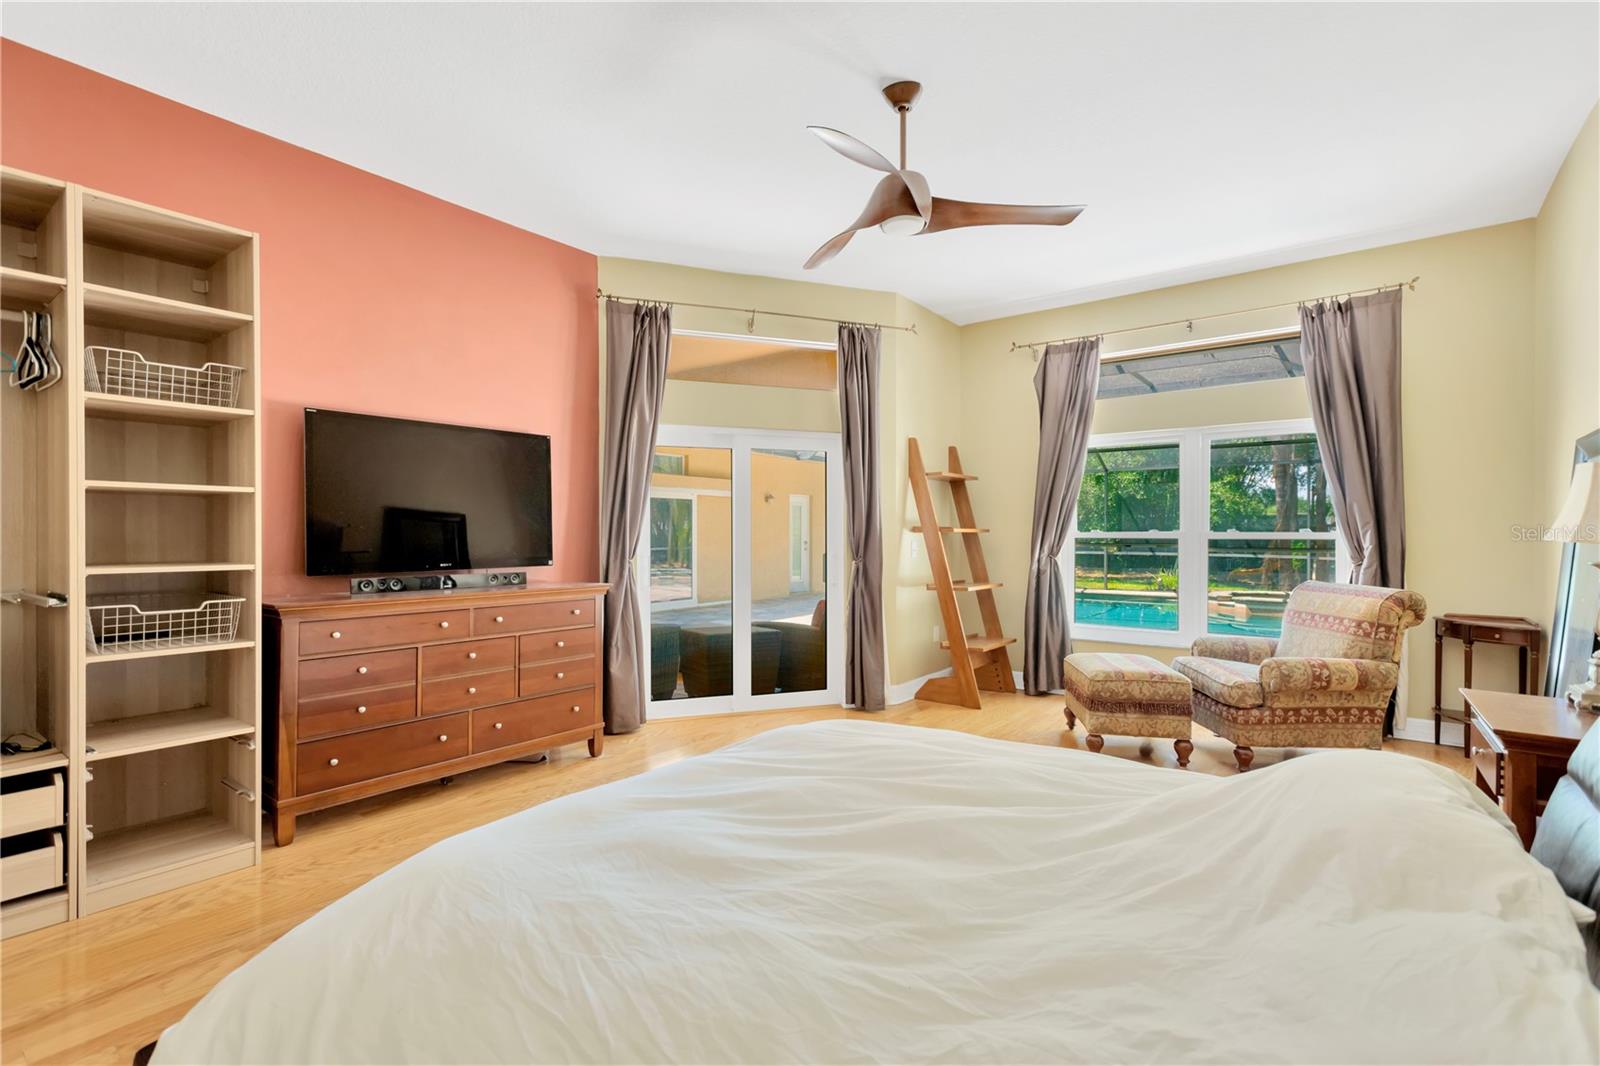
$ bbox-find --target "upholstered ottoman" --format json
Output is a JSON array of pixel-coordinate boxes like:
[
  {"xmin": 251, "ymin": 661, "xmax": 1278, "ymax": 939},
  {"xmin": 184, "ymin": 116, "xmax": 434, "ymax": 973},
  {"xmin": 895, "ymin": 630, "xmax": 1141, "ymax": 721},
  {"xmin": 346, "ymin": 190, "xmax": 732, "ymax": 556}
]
[{"xmin": 1062, "ymin": 652, "xmax": 1195, "ymax": 767}]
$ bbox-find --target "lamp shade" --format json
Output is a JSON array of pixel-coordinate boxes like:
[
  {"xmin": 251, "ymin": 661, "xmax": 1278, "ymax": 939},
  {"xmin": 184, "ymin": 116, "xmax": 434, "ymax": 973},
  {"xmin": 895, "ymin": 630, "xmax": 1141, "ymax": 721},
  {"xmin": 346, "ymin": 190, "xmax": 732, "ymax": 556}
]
[{"xmin": 1546, "ymin": 461, "xmax": 1600, "ymax": 543}]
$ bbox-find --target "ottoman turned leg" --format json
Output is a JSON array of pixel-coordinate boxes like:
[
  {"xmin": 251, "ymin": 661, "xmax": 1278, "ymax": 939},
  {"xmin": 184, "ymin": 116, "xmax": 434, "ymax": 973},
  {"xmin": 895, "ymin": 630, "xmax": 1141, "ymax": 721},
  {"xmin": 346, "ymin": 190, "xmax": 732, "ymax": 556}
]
[
  {"xmin": 1063, "ymin": 706, "xmax": 1077, "ymax": 729},
  {"xmin": 1174, "ymin": 738, "xmax": 1193, "ymax": 768},
  {"xmin": 1085, "ymin": 733, "xmax": 1105, "ymax": 753},
  {"xmin": 1233, "ymin": 745, "xmax": 1254, "ymax": 772}
]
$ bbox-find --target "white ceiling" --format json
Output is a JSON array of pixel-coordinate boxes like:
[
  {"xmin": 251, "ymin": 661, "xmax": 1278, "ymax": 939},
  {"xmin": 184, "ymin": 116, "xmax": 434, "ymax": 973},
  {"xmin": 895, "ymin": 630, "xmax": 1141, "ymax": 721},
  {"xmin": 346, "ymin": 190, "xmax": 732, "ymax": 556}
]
[{"xmin": 5, "ymin": 3, "xmax": 1596, "ymax": 324}]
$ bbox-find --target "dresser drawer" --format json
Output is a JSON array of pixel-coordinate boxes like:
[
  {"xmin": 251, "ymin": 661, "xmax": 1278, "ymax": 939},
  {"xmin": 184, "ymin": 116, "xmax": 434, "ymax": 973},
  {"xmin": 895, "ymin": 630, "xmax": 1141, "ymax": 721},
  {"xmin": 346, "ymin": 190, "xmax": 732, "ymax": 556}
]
[
  {"xmin": 0, "ymin": 773, "xmax": 64, "ymax": 838},
  {"xmin": 473, "ymin": 599, "xmax": 594, "ymax": 636},
  {"xmin": 421, "ymin": 636, "xmax": 516, "ymax": 680},
  {"xmin": 298, "ymin": 684, "xmax": 416, "ymax": 740},
  {"xmin": 0, "ymin": 830, "xmax": 63, "ymax": 902},
  {"xmin": 421, "ymin": 668, "xmax": 518, "ymax": 715},
  {"xmin": 297, "ymin": 713, "xmax": 469, "ymax": 794},
  {"xmin": 473, "ymin": 690, "xmax": 600, "ymax": 753},
  {"xmin": 1469, "ymin": 717, "xmax": 1504, "ymax": 798},
  {"xmin": 300, "ymin": 609, "xmax": 471, "ymax": 655},
  {"xmin": 519, "ymin": 656, "xmax": 596, "ymax": 698},
  {"xmin": 520, "ymin": 627, "xmax": 597, "ymax": 664},
  {"xmin": 299, "ymin": 648, "xmax": 416, "ymax": 699}
]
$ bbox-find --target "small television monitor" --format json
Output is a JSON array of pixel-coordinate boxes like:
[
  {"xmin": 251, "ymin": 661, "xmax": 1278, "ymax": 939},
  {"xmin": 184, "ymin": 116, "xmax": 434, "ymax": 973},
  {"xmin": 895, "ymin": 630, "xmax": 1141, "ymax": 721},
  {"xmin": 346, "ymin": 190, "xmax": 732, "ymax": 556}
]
[{"xmin": 304, "ymin": 408, "xmax": 552, "ymax": 575}]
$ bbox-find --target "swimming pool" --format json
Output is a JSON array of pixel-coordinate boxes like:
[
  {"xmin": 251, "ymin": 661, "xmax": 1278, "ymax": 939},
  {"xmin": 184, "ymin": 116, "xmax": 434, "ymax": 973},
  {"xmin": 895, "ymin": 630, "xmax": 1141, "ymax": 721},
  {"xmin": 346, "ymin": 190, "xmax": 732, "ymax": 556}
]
[{"xmin": 1073, "ymin": 598, "xmax": 1283, "ymax": 638}]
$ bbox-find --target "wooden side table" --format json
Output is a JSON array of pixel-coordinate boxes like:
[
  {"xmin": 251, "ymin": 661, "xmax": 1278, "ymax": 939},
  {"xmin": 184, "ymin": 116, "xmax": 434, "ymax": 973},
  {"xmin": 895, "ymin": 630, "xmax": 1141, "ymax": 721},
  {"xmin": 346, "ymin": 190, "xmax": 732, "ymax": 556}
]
[
  {"xmin": 1433, "ymin": 614, "xmax": 1542, "ymax": 754},
  {"xmin": 1463, "ymin": 688, "xmax": 1595, "ymax": 848}
]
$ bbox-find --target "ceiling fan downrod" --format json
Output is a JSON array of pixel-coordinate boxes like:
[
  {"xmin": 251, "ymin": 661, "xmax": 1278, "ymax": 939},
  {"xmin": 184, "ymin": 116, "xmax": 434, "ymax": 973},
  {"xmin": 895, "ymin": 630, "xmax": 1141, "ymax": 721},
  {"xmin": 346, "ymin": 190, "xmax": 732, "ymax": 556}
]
[{"xmin": 882, "ymin": 80, "xmax": 922, "ymax": 170}]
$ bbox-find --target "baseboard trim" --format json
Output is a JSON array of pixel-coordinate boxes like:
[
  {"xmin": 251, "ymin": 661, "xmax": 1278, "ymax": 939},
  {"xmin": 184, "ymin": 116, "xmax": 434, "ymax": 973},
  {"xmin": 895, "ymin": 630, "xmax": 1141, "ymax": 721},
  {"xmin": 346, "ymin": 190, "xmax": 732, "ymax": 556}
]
[
  {"xmin": 1396, "ymin": 715, "xmax": 1465, "ymax": 747},
  {"xmin": 884, "ymin": 668, "xmax": 952, "ymax": 706}
]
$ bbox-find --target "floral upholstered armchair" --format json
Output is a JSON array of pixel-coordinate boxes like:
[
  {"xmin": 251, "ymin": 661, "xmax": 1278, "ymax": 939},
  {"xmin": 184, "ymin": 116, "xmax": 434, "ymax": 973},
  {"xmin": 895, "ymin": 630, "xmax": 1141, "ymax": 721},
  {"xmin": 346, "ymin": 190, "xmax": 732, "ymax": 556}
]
[{"xmin": 1172, "ymin": 581, "xmax": 1427, "ymax": 771}]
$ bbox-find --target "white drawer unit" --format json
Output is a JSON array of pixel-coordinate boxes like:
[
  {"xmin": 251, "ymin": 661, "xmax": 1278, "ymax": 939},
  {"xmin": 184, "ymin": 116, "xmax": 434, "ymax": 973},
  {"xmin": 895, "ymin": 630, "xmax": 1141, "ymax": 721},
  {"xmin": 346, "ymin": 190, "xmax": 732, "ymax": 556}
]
[
  {"xmin": 1, "ymin": 830, "xmax": 65, "ymax": 902},
  {"xmin": 1, "ymin": 772, "xmax": 66, "ymax": 838}
]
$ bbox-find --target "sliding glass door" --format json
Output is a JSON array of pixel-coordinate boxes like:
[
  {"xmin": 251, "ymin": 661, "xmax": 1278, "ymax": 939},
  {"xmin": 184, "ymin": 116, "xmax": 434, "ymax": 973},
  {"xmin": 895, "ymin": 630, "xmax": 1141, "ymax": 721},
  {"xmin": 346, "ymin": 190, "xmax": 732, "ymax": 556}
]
[{"xmin": 639, "ymin": 426, "xmax": 844, "ymax": 717}]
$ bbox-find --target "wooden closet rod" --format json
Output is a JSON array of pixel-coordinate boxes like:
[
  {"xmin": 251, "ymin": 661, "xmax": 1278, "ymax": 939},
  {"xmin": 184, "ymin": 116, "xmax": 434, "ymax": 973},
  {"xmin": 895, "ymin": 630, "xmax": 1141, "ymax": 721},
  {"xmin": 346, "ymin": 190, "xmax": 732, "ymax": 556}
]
[
  {"xmin": 1008, "ymin": 276, "xmax": 1420, "ymax": 353},
  {"xmin": 596, "ymin": 289, "xmax": 917, "ymax": 335}
]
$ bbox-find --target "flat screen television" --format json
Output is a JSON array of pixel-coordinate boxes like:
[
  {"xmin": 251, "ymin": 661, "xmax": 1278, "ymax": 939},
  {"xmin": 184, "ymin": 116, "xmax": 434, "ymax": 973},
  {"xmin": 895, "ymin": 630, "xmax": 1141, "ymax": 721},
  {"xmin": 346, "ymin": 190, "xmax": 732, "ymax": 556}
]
[{"xmin": 304, "ymin": 408, "xmax": 552, "ymax": 575}]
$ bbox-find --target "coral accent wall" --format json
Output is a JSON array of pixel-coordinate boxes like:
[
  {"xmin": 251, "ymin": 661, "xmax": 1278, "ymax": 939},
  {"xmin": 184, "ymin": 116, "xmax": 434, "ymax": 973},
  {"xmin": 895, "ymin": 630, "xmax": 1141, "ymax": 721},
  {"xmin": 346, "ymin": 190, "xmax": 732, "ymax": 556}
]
[{"xmin": 0, "ymin": 40, "xmax": 599, "ymax": 597}]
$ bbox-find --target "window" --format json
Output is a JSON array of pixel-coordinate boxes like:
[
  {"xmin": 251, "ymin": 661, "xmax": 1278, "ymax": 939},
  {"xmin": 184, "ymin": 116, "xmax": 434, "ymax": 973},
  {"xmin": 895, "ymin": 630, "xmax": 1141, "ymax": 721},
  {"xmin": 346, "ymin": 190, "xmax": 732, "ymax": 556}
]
[
  {"xmin": 1074, "ymin": 444, "xmax": 1181, "ymax": 632},
  {"xmin": 1067, "ymin": 420, "xmax": 1343, "ymax": 646},
  {"xmin": 1098, "ymin": 333, "xmax": 1303, "ymax": 399},
  {"xmin": 651, "ymin": 454, "xmax": 686, "ymax": 475}
]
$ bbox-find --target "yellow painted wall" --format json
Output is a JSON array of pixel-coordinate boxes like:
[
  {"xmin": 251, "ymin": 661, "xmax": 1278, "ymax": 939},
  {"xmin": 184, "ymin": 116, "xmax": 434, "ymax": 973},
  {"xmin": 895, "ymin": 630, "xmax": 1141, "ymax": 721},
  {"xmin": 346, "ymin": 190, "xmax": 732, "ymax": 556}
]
[
  {"xmin": 884, "ymin": 295, "xmax": 969, "ymax": 684},
  {"xmin": 960, "ymin": 222, "xmax": 1543, "ymax": 722},
  {"xmin": 1533, "ymin": 105, "xmax": 1600, "ymax": 622}
]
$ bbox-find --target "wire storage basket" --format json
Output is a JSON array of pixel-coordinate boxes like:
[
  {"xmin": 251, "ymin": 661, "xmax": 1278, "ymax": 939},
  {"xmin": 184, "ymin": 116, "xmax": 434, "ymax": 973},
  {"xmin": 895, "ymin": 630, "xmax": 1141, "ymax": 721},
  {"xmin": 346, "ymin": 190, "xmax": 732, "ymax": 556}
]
[
  {"xmin": 87, "ymin": 592, "xmax": 246, "ymax": 655},
  {"xmin": 85, "ymin": 346, "xmax": 244, "ymax": 408}
]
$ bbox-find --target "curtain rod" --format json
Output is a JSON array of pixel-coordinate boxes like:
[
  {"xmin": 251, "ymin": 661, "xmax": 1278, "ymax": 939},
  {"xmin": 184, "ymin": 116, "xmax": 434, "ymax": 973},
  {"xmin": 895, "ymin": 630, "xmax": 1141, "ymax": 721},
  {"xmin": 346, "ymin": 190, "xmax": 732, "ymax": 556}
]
[
  {"xmin": 1008, "ymin": 276, "xmax": 1419, "ymax": 352},
  {"xmin": 596, "ymin": 289, "xmax": 917, "ymax": 335}
]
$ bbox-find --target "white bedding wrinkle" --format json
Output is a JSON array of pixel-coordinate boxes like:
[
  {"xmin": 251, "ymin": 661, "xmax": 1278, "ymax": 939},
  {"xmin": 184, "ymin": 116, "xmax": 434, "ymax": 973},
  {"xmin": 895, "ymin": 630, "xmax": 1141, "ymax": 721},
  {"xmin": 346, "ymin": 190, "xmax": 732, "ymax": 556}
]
[{"xmin": 152, "ymin": 720, "xmax": 1600, "ymax": 1065}]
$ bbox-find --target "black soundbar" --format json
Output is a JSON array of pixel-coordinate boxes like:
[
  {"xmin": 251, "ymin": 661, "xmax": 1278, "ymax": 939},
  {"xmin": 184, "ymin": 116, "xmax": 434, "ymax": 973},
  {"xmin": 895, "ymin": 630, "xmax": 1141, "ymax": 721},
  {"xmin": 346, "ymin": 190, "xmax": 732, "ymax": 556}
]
[{"xmin": 348, "ymin": 571, "xmax": 529, "ymax": 595}]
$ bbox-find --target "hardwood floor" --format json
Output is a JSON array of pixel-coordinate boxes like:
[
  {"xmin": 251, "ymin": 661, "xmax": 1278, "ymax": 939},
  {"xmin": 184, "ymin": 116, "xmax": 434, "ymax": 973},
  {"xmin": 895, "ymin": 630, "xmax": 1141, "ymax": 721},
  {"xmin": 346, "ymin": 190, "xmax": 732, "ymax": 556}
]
[{"xmin": 1, "ymin": 694, "xmax": 1468, "ymax": 1065}]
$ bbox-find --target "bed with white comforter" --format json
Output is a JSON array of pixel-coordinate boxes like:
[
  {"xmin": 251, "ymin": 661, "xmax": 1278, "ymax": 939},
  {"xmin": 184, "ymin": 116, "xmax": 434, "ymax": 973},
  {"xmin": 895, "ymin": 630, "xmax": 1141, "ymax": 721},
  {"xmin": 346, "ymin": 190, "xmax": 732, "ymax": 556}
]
[{"xmin": 153, "ymin": 720, "xmax": 1598, "ymax": 1064}]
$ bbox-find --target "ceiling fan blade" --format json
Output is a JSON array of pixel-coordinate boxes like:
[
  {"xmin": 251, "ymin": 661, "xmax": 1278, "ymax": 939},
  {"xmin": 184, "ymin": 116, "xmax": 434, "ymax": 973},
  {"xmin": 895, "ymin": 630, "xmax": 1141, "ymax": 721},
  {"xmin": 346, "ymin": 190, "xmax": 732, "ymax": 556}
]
[
  {"xmin": 803, "ymin": 174, "xmax": 920, "ymax": 269},
  {"xmin": 899, "ymin": 169, "xmax": 933, "ymax": 226},
  {"xmin": 804, "ymin": 230, "xmax": 859, "ymax": 270},
  {"xmin": 922, "ymin": 200, "xmax": 1085, "ymax": 234},
  {"xmin": 807, "ymin": 126, "xmax": 897, "ymax": 173}
]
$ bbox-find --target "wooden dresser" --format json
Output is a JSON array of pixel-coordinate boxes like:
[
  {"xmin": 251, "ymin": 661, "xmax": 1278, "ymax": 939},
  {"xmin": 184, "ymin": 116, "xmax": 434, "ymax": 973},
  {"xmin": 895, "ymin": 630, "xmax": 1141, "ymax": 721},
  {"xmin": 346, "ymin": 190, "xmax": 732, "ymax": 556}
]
[{"xmin": 264, "ymin": 583, "xmax": 607, "ymax": 845}]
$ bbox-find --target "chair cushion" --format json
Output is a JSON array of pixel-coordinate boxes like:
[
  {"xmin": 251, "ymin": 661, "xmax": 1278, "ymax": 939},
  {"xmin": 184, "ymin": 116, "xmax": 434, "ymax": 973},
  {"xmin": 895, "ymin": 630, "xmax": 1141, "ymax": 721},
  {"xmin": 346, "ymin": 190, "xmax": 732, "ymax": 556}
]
[
  {"xmin": 1173, "ymin": 656, "xmax": 1265, "ymax": 709},
  {"xmin": 1275, "ymin": 581, "xmax": 1427, "ymax": 663},
  {"xmin": 1062, "ymin": 653, "xmax": 1191, "ymax": 706}
]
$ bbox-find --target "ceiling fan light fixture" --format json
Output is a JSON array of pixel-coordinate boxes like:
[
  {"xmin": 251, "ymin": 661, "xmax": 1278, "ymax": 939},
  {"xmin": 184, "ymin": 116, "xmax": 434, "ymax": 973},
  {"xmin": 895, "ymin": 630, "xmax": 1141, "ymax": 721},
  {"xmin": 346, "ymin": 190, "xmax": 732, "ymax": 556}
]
[{"xmin": 878, "ymin": 213, "xmax": 926, "ymax": 236}]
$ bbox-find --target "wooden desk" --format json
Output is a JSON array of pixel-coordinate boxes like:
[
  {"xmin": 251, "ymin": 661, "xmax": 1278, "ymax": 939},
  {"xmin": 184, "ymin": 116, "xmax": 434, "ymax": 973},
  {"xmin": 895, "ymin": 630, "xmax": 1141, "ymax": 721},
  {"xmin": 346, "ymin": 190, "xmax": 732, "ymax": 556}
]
[
  {"xmin": 1464, "ymin": 688, "xmax": 1595, "ymax": 848},
  {"xmin": 1434, "ymin": 614, "xmax": 1542, "ymax": 754}
]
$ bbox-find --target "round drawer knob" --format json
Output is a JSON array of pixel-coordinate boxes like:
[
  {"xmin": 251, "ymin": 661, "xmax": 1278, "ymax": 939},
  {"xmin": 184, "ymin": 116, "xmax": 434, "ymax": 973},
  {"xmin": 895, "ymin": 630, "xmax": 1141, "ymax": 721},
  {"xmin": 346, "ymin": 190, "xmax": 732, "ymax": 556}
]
[
  {"xmin": 357, "ymin": 666, "xmax": 368, "ymax": 675},
  {"xmin": 468, "ymin": 652, "xmax": 478, "ymax": 660},
  {"xmin": 357, "ymin": 705, "xmax": 367, "ymax": 714},
  {"xmin": 439, "ymin": 621, "xmax": 450, "ymax": 629},
  {"xmin": 328, "ymin": 757, "xmax": 340, "ymax": 767},
  {"xmin": 438, "ymin": 734, "xmax": 449, "ymax": 742},
  {"xmin": 571, "ymin": 609, "xmax": 581, "ymax": 616},
  {"xmin": 331, "ymin": 631, "xmax": 342, "ymax": 639},
  {"xmin": 468, "ymin": 686, "xmax": 478, "ymax": 695},
  {"xmin": 555, "ymin": 672, "xmax": 565, "ymax": 680},
  {"xmin": 556, "ymin": 640, "xmax": 566, "ymax": 649},
  {"xmin": 495, "ymin": 615, "xmax": 505, "ymax": 623},
  {"xmin": 494, "ymin": 722, "xmax": 504, "ymax": 730},
  {"xmin": 571, "ymin": 705, "xmax": 581, "ymax": 713}
]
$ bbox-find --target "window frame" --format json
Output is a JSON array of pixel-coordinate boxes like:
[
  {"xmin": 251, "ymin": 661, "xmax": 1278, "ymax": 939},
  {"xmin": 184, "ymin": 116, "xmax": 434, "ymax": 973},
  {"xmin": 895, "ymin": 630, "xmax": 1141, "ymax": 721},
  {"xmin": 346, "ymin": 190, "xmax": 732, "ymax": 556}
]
[{"xmin": 1064, "ymin": 417, "xmax": 1348, "ymax": 648}]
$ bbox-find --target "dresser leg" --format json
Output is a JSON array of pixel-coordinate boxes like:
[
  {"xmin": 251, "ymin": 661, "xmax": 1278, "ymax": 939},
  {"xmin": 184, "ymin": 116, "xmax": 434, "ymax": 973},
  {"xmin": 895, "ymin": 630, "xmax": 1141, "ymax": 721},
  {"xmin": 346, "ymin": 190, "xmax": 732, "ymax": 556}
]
[
  {"xmin": 588, "ymin": 730, "xmax": 605, "ymax": 758},
  {"xmin": 272, "ymin": 810, "xmax": 296, "ymax": 848}
]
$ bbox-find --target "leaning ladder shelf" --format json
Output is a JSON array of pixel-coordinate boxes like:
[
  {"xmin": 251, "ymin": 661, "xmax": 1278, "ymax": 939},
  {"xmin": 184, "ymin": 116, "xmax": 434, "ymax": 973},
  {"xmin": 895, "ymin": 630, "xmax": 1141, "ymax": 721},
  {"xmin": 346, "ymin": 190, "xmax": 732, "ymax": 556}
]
[{"xmin": 907, "ymin": 438, "xmax": 1016, "ymax": 709}]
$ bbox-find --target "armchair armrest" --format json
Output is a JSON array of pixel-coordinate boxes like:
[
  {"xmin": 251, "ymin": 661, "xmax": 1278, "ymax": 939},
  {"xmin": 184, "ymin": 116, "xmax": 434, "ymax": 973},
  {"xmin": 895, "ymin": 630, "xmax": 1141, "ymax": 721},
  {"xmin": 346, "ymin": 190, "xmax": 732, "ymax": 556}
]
[
  {"xmin": 1189, "ymin": 635, "xmax": 1277, "ymax": 664},
  {"xmin": 1259, "ymin": 657, "xmax": 1399, "ymax": 695}
]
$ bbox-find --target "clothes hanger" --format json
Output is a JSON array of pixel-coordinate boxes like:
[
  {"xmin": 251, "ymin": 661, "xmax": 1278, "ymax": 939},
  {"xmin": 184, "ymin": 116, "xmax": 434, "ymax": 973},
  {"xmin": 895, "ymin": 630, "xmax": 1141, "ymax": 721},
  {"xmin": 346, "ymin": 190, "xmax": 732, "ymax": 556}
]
[
  {"xmin": 35, "ymin": 308, "xmax": 59, "ymax": 390},
  {"xmin": 14, "ymin": 311, "xmax": 45, "ymax": 389}
]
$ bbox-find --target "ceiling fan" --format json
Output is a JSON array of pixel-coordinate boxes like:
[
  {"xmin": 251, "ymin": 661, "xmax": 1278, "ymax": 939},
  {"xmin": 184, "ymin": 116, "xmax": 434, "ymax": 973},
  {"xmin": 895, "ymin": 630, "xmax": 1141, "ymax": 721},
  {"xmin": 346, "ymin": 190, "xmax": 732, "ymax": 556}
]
[{"xmin": 803, "ymin": 80, "xmax": 1084, "ymax": 269}]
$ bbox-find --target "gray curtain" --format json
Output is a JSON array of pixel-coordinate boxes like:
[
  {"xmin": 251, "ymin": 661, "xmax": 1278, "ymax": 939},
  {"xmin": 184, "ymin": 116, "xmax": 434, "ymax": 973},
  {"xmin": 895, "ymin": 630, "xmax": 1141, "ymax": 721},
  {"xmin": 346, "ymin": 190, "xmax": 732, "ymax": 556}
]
[
  {"xmin": 600, "ymin": 299, "xmax": 672, "ymax": 734},
  {"xmin": 1023, "ymin": 338, "xmax": 1101, "ymax": 695},
  {"xmin": 838, "ymin": 323, "xmax": 886, "ymax": 710},
  {"xmin": 1300, "ymin": 288, "xmax": 1405, "ymax": 587}
]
